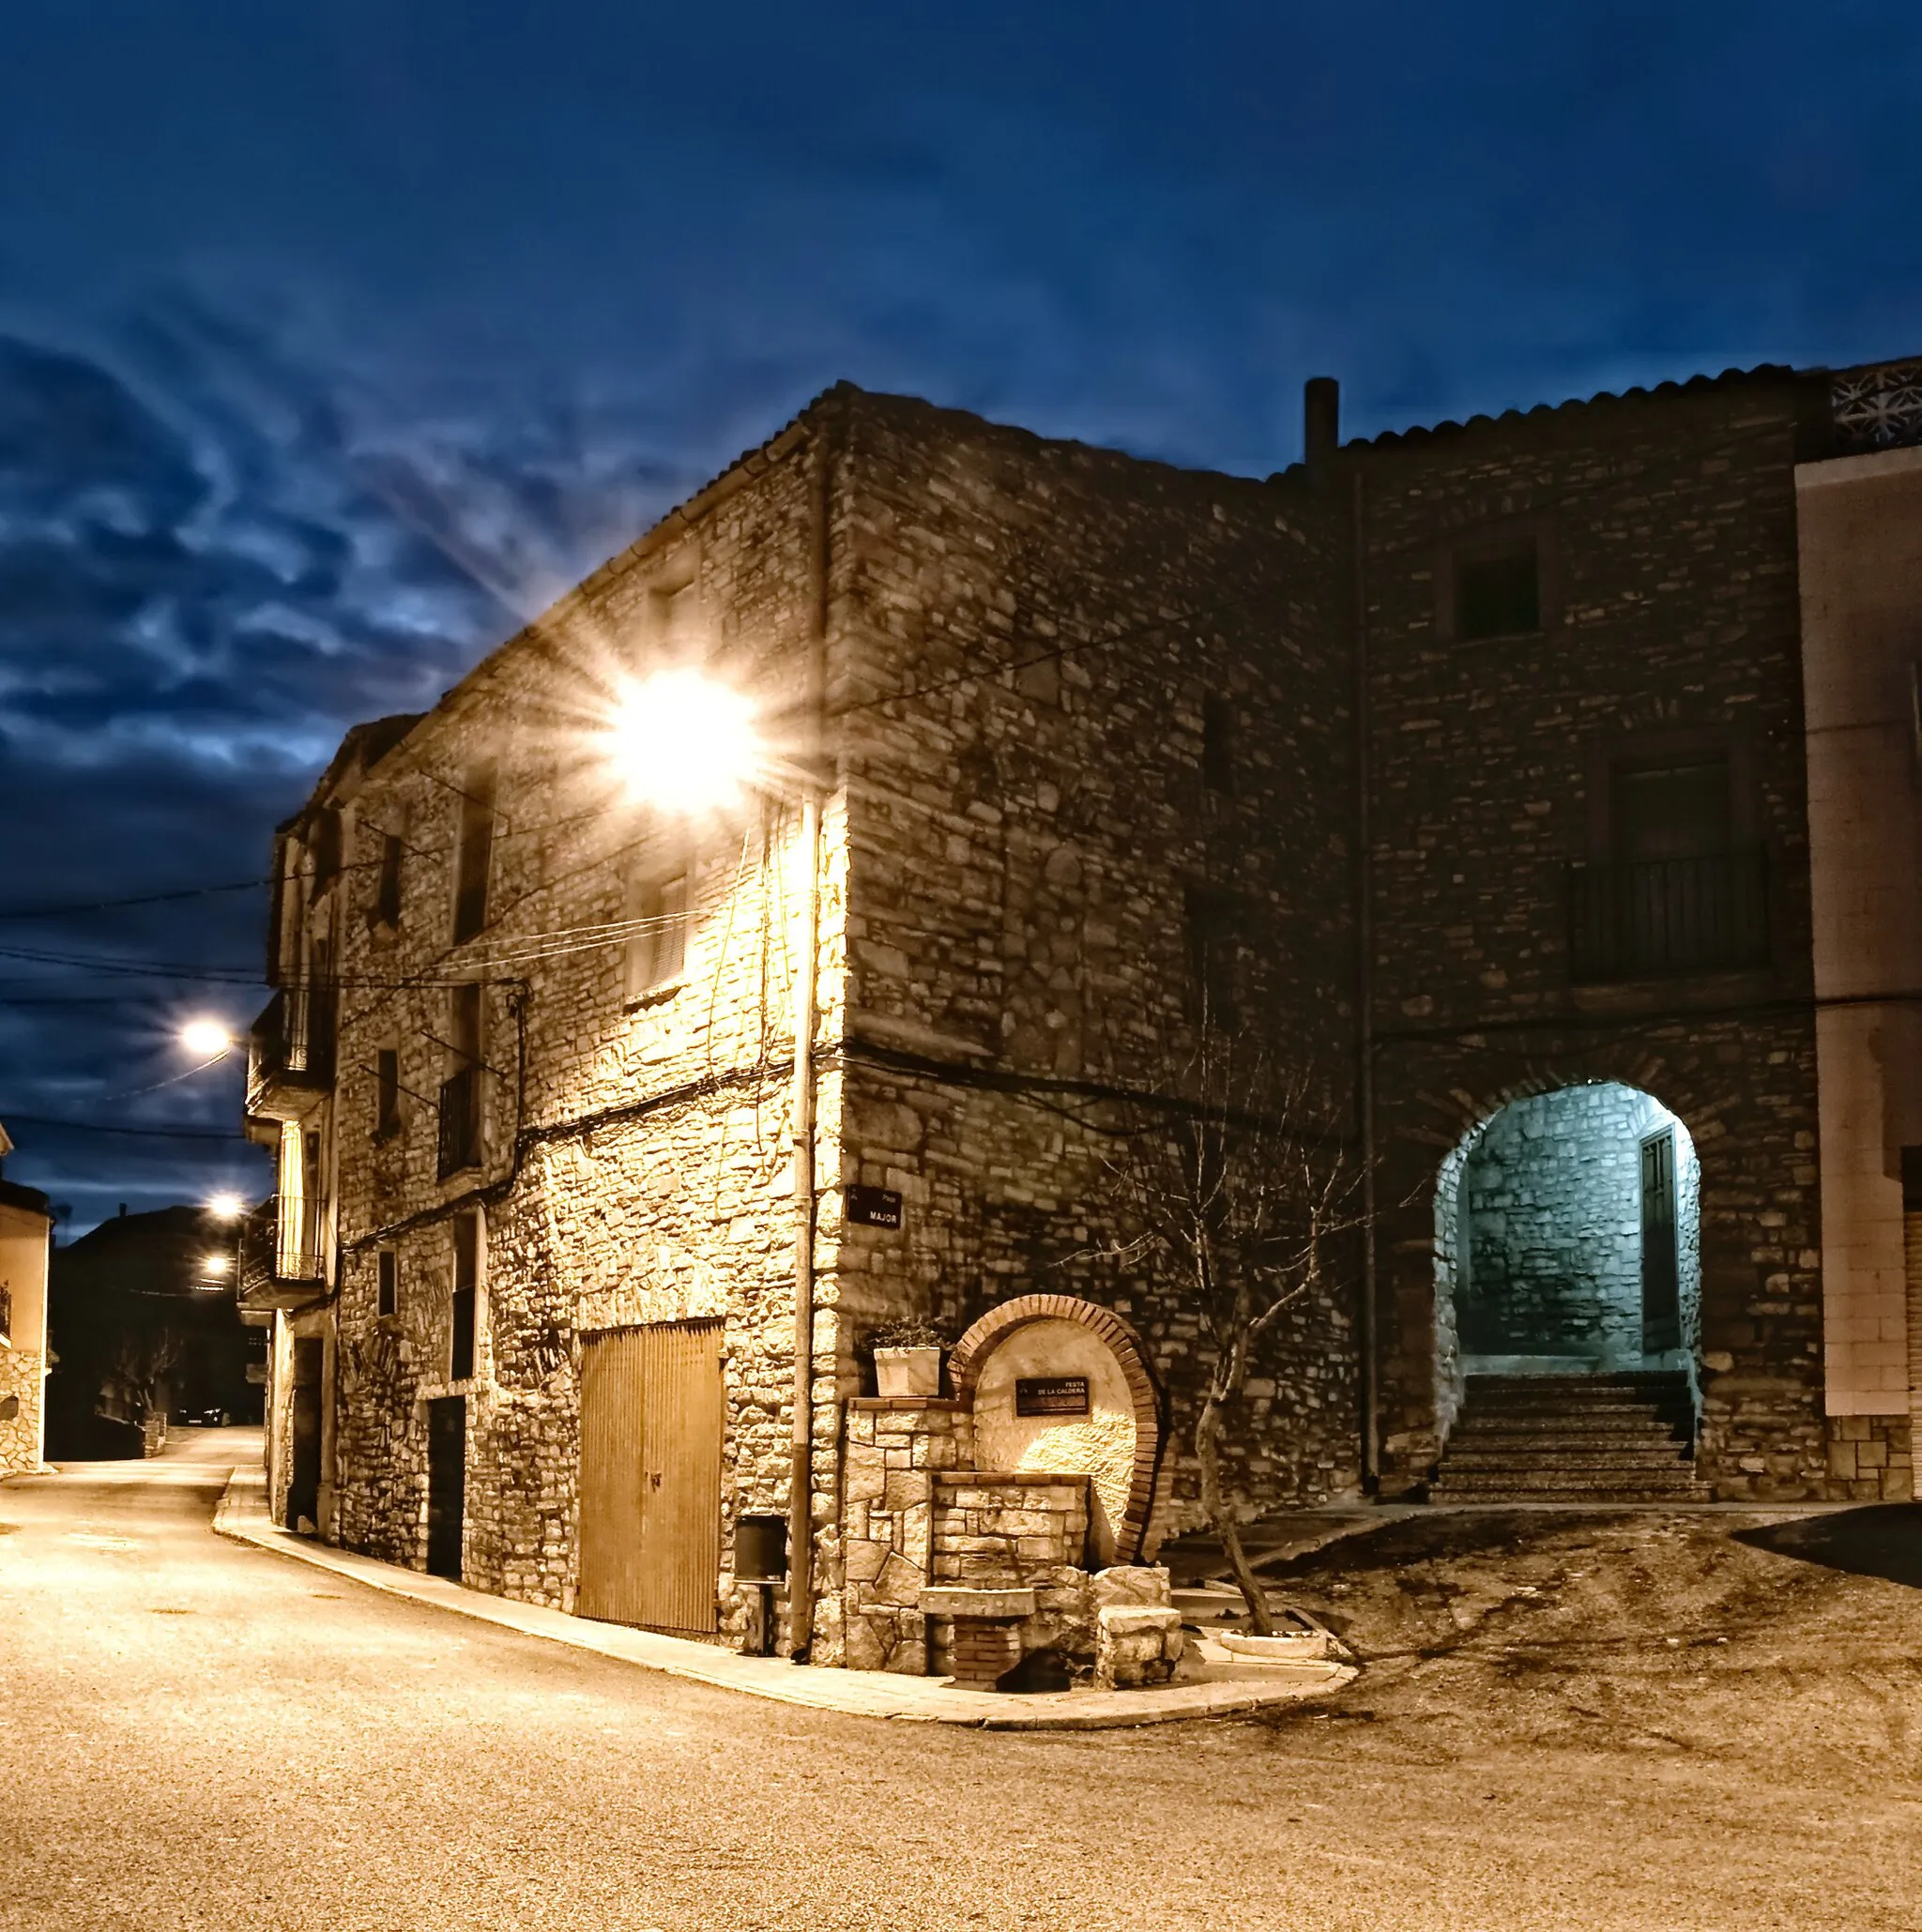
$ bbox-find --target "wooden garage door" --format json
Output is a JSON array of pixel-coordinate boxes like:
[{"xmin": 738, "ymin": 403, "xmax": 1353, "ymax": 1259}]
[{"xmin": 577, "ymin": 1321, "xmax": 724, "ymax": 1633}]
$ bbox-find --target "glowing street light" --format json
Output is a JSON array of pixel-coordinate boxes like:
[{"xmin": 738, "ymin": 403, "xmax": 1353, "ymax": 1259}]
[
  {"xmin": 605, "ymin": 669, "xmax": 760, "ymax": 811},
  {"xmin": 201, "ymin": 1253, "xmax": 231, "ymax": 1276},
  {"xmin": 178, "ymin": 1017, "xmax": 235, "ymax": 1059},
  {"xmin": 204, "ymin": 1192, "xmax": 246, "ymax": 1221}
]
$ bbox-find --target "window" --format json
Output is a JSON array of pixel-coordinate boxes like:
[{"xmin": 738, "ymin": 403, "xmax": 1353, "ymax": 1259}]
[
  {"xmin": 1569, "ymin": 749, "xmax": 1766, "ymax": 981},
  {"xmin": 1454, "ymin": 540, "xmax": 1541, "ymax": 642},
  {"xmin": 649, "ymin": 575, "xmax": 703, "ymax": 655},
  {"xmin": 376, "ymin": 1249, "xmax": 398, "ymax": 1318},
  {"xmin": 310, "ymin": 809, "xmax": 343, "ymax": 890},
  {"xmin": 375, "ymin": 832, "xmax": 404, "ymax": 926},
  {"xmin": 438, "ymin": 984, "xmax": 483, "ymax": 1177},
  {"xmin": 1182, "ymin": 886, "xmax": 1238, "ymax": 1027},
  {"xmin": 374, "ymin": 1047, "xmax": 401, "ymax": 1139},
  {"xmin": 450, "ymin": 1211, "xmax": 480, "ymax": 1382},
  {"xmin": 451, "ymin": 768, "xmax": 496, "ymax": 943},
  {"xmin": 451, "ymin": 981, "xmax": 482, "ymax": 1064},
  {"xmin": 1612, "ymin": 756, "xmax": 1732, "ymax": 863},
  {"xmin": 624, "ymin": 866, "xmax": 690, "ymax": 1003},
  {"xmin": 1201, "ymin": 697, "xmax": 1237, "ymax": 796}
]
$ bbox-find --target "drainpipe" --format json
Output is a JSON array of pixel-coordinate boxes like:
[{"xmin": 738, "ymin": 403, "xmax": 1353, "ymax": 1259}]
[
  {"xmin": 786, "ymin": 420, "xmax": 832, "ymax": 1659},
  {"xmin": 1350, "ymin": 454, "xmax": 1380, "ymax": 1493}
]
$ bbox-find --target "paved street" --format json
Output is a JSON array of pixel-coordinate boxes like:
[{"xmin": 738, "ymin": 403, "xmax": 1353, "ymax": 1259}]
[{"xmin": 2, "ymin": 1436, "xmax": 1916, "ymax": 1932}]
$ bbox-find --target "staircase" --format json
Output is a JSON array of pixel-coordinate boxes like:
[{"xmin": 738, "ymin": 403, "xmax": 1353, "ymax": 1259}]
[{"xmin": 1429, "ymin": 1372, "xmax": 1708, "ymax": 1503}]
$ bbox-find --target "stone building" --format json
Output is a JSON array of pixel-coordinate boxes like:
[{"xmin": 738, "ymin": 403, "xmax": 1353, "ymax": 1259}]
[
  {"xmin": 0, "ymin": 1121, "xmax": 53, "ymax": 1479},
  {"xmin": 244, "ymin": 357, "xmax": 1921, "ymax": 1668}
]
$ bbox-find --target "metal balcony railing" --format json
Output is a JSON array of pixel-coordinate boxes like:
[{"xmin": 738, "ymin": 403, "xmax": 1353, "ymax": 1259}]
[
  {"xmin": 437, "ymin": 1066, "xmax": 481, "ymax": 1179},
  {"xmin": 1568, "ymin": 849, "xmax": 1769, "ymax": 982},
  {"xmin": 245, "ymin": 984, "xmax": 337, "ymax": 1115},
  {"xmin": 236, "ymin": 1196, "xmax": 327, "ymax": 1307}
]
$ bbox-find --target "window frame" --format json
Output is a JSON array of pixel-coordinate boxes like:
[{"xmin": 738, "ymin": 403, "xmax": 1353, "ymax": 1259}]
[
  {"xmin": 450, "ymin": 1210, "xmax": 481, "ymax": 1383},
  {"xmin": 1435, "ymin": 513, "xmax": 1560, "ymax": 647},
  {"xmin": 450, "ymin": 768, "xmax": 497, "ymax": 945},
  {"xmin": 623, "ymin": 859, "xmax": 692, "ymax": 1007},
  {"xmin": 376, "ymin": 1248, "xmax": 399, "ymax": 1319}
]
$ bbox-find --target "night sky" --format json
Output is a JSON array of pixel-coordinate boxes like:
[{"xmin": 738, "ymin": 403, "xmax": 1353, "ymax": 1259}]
[{"xmin": 4, "ymin": 2, "xmax": 1919, "ymax": 1229}]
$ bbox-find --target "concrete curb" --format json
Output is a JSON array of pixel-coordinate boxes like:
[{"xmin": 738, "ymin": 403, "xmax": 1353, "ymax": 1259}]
[{"xmin": 212, "ymin": 1471, "xmax": 1354, "ymax": 1730}]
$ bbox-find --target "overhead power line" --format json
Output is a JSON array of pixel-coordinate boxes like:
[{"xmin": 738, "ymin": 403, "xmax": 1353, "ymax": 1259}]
[{"xmin": 0, "ymin": 1112, "xmax": 252, "ymax": 1142}]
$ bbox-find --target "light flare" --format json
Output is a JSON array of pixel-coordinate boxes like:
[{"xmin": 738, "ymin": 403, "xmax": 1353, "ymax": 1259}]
[{"xmin": 605, "ymin": 670, "xmax": 760, "ymax": 811}]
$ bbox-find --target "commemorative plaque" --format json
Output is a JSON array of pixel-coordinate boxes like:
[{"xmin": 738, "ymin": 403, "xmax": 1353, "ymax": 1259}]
[{"xmin": 1014, "ymin": 1375, "xmax": 1091, "ymax": 1417}]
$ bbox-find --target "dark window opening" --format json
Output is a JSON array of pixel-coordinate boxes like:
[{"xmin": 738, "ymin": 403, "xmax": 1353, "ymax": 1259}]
[
  {"xmin": 374, "ymin": 1047, "xmax": 400, "ymax": 1139},
  {"xmin": 375, "ymin": 832, "xmax": 404, "ymax": 926},
  {"xmin": 438, "ymin": 985, "xmax": 484, "ymax": 1178},
  {"xmin": 624, "ymin": 868, "xmax": 690, "ymax": 1002},
  {"xmin": 1201, "ymin": 698, "xmax": 1237, "ymax": 796},
  {"xmin": 450, "ymin": 1211, "xmax": 480, "ymax": 1381},
  {"xmin": 310, "ymin": 809, "xmax": 343, "ymax": 890},
  {"xmin": 1183, "ymin": 886, "xmax": 1239, "ymax": 1028},
  {"xmin": 1455, "ymin": 542, "xmax": 1541, "ymax": 642},
  {"xmin": 451, "ymin": 770, "xmax": 496, "ymax": 943},
  {"xmin": 1614, "ymin": 757, "xmax": 1732, "ymax": 863},
  {"xmin": 376, "ymin": 1249, "xmax": 398, "ymax": 1318}
]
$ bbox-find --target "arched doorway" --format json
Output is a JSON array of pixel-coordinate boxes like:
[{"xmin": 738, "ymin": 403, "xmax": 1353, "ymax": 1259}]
[{"xmin": 1430, "ymin": 1083, "xmax": 1703, "ymax": 1497}]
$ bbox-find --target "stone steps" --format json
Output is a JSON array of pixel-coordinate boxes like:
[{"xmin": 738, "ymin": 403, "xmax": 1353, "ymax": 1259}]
[{"xmin": 1429, "ymin": 1370, "xmax": 1706, "ymax": 1504}]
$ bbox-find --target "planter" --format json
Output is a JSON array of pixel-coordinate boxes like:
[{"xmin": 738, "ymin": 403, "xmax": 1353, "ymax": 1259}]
[{"xmin": 874, "ymin": 1345, "xmax": 942, "ymax": 1398}]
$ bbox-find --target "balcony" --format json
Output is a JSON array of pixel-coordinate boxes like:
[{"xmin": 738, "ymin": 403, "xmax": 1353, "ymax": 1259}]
[
  {"xmin": 437, "ymin": 1065, "xmax": 481, "ymax": 1179},
  {"xmin": 245, "ymin": 986, "xmax": 337, "ymax": 1120},
  {"xmin": 236, "ymin": 1197, "xmax": 328, "ymax": 1312},
  {"xmin": 1569, "ymin": 849, "xmax": 1769, "ymax": 983}
]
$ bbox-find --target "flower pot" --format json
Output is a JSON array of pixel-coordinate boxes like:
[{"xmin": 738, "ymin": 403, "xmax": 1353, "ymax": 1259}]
[{"xmin": 874, "ymin": 1345, "xmax": 942, "ymax": 1398}]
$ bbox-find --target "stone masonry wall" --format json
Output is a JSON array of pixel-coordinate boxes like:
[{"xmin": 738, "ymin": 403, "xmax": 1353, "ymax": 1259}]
[
  {"xmin": 1824, "ymin": 1413, "xmax": 1914, "ymax": 1501},
  {"xmin": 324, "ymin": 412, "xmax": 845, "ymax": 1643},
  {"xmin": 0, "ymin": 1341, "xmax": 42, "ymax": 1477},
  {"xmin": 838, "ymin": 1394, "xmax": 1094, "ymax": 1675},
  {"xmin": 1357, "ymin": 377, "xmax": 1830, "ymax": 1499},
  {"xmin": 828, "ymin": 397, "xmax": 1364, "ymax": 1543}
]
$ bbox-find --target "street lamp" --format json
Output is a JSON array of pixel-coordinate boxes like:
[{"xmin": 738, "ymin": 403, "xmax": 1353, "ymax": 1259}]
[
  {"xmin": 600, "ymin": 666, "xmax": 824, "ymax": 1658},
  {"xmin": 178, "ymin": 1018, "xmax": 235, "ymax": 1059},
  {"xmin": 204, "ymin": 1192, "xmax": 246, "ymax": 1221},
  {"xmin": 605, "ymin": 670, "xmax": 762, "ymax": 810}
]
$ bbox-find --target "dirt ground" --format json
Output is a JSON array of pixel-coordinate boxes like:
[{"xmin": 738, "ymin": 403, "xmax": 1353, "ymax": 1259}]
[{"xmin": 1230, "ymin": 1504, "xmax": 1922, "ymax": 1789}]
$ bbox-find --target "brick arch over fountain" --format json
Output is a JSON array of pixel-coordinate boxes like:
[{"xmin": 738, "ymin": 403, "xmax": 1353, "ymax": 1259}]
[{"xmin": 948, "ymin": 1294, "xmax": 1163, "ymax": 1561}]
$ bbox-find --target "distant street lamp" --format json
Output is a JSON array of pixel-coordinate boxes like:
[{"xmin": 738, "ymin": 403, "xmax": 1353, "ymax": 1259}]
[
  {"xmin": 204, "ymin": 1192, "xmax": 246, "ymax": 1222},
  {"xmin": 201, "ymin": 1253, "xmax": 231, "ymax": 1276}
]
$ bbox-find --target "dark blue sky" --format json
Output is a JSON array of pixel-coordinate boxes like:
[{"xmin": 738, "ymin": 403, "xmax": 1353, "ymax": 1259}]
[{"xmin": 3, "ymin": 0, "xmax": 1920, "ymax": 1226}]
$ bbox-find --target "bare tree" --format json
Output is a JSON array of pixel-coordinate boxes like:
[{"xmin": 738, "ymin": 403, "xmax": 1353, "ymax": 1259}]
[{"xmin": 1085, "ymin": 1028, "xmax": 1365, "ymax": 1633}]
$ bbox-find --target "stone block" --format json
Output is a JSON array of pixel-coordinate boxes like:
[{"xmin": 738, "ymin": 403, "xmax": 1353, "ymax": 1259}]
[
  {"xmin": 844, "ymin": 1538, "xmax": 889, "ymax": 1584},
  {"xmin": 873, "ymin": 1550, "xmax": 925, "ymax": 1607},
  {"xmin": 1091, "ymin": 1565, "xmax": 1173, "ymax": 1609},
  {"xmin": 919, "ymin": 1586, "xmax": 1037, "ymax": 1618}
]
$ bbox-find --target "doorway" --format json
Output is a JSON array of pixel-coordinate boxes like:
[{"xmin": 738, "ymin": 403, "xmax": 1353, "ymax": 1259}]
[
  {"xmin": 577, "ymin": 1321, "xmax": 724, "ymax": 1633},
  {"xmin": 426, "ymin": 1395, "xmax": 465, "ymax": 1581},
  {"xmin": 287, "ymin": 1337, "xmax": 323, "ymax": 1533},
  {"xmin": 1433, "ymin": 1083, "xmax": 1701, "ymax": 1404}
]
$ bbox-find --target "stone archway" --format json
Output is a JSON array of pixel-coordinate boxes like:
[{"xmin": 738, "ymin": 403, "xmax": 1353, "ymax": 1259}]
[
  {"xmin": 1433, "ymin": 1082, "xmax": 1702, "ymax": 1429},
  {"xmin": 948, "ymin": 1294, "xmax": 1162, "ymax": 1563}
]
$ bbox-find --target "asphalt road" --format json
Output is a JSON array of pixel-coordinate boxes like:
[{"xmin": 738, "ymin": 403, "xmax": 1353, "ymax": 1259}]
[{"xmin": 1, "ymin": 1434, "xmax": 1914, "ymax": 1932}]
